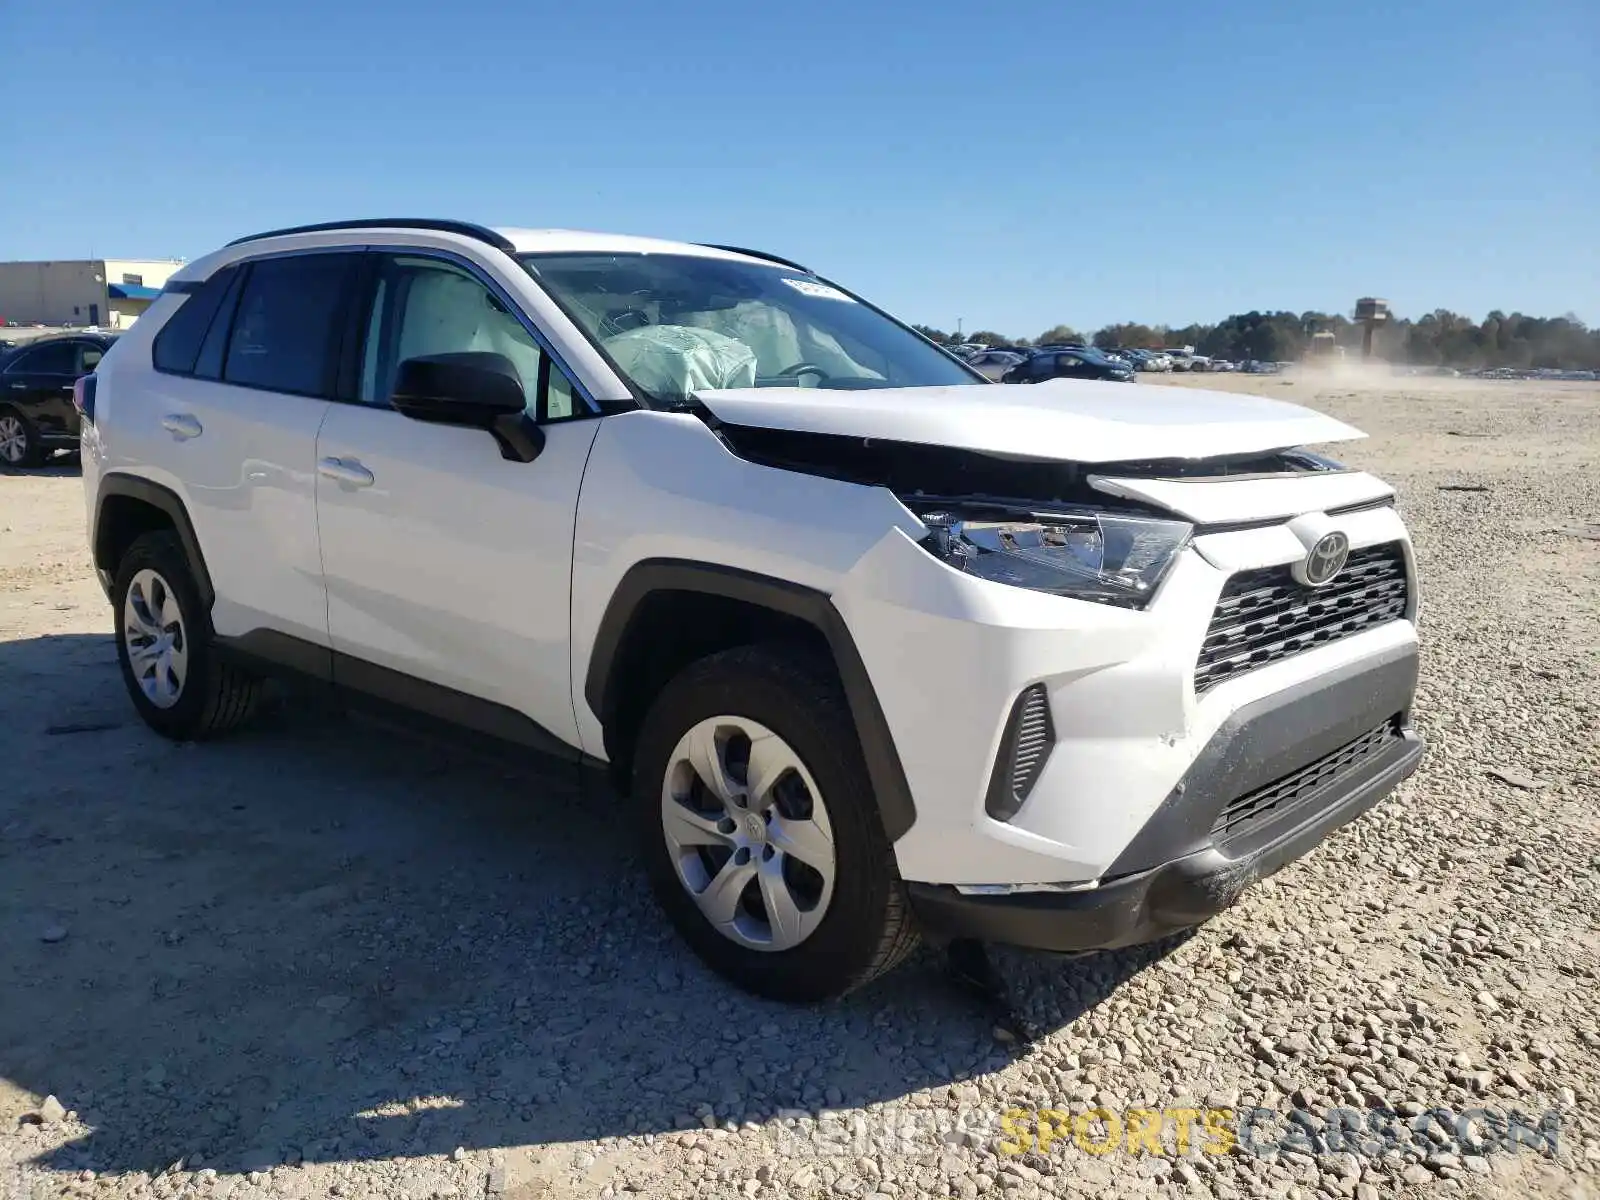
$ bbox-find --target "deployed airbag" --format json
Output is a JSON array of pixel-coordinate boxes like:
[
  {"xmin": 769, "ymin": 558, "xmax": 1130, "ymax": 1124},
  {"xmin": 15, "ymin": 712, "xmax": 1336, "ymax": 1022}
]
[{"xmin": 603, "ymin": 325, "xmax": 757, "ymax": 398}]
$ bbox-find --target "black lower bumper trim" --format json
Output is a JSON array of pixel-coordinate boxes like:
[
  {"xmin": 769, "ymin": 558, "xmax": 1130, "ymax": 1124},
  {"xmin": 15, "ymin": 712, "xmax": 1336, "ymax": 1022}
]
[{"xmin": 908, "ymin": 729, "xmax": 1423, "ymax": 954}]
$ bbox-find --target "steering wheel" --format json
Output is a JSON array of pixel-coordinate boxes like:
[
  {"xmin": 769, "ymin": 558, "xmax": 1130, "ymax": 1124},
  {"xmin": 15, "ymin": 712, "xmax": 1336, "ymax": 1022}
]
[
  {"xmin": 777, "ymin": 362, "xmax": 830, "ymax": 384},
  {"xmin": 602, "ymin": 308, "xmax": 652, "ymax": 336}
]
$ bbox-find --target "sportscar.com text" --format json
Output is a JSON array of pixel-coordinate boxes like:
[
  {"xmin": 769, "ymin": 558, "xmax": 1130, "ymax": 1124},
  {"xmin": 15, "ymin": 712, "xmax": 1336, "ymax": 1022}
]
[{"xmin": 767, "ymin": 1104, "xmax": 1562, "ymax": 1163}]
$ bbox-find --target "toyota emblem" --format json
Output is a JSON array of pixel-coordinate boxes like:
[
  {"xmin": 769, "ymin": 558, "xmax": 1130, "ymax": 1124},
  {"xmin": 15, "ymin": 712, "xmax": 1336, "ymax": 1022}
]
[{"xmin": 1297, "ymin": 531, "xmax": 1350, "ymax": 587}]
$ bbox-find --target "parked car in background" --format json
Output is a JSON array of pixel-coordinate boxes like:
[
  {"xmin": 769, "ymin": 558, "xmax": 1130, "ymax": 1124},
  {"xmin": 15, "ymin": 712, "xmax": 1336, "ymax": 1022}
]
[
  {"xmin": 0, "ymin": 332, "xmax": 117, "ymax": 467},
  {"xmin": 1112, "ymin": 349, "xmax": 1172, "ymax": 373},
  {"xmin": 1163, "ymin": 350, "xmax": 1197, "ymax": 372},
  {"xmin": 1002, "ymin": 347, "xmax": 1135, "ymax": 384},
  {"xmin": 967, "ymin": 350, "xmax": 1026, "ymax": 381},
  {"xmin": 1118, "ymin": 349, "xmax": 1167, "ymax": 372}
]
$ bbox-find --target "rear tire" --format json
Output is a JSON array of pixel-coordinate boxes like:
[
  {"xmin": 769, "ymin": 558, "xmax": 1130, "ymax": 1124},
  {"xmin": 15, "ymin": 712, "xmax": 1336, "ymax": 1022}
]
[
  {"xmin": 0, "ymin": 408, "xmax": 42, "ymax": 468},
  {"xmin": 112, "ymin": 531, "xmax": 262, "ymax": 740},
  {"xmin": 633, "ymin": 644, "xmax": 919, "ymax": 1002}
]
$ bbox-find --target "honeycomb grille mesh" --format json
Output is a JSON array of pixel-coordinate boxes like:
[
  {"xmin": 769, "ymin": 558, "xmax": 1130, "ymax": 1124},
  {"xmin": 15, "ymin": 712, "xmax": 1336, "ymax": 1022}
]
[
  {"xmin": 1211, "ymin": 717, "xmax": 1403, "ymax": 845},
  {"xmin": 1195, "ymin": 542, "xmax": 1409, "ymax": 693}
]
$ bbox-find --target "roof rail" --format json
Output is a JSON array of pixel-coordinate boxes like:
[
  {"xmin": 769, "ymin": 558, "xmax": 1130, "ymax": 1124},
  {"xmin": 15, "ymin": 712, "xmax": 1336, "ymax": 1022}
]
[
  {"xmin": 700, "ymin": 244, "xmax": 811, "ymax": 273},
  {"xmin": 227, "ymin": 218, "xmax": 517, "ymax": 253}
]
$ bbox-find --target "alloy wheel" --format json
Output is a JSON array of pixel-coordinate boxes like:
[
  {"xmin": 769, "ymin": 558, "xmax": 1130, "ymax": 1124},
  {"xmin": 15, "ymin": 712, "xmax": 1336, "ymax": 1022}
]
[
  {"xmin": 661, "ymin": 715, "xmax": 837, "ymax": 951},
  {"xmin": 122, "ymin": 568, "xmax": 189, "ymax": 709},
  {"xmin": 0, "ymin": 415, "xmax": 27, "ymax": 464}
]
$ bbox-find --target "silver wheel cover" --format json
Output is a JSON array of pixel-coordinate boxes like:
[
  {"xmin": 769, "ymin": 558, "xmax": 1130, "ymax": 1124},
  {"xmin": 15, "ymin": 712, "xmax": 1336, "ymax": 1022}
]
[
  {"xmin": 0, "ymin": 415, "xmax": 26, "ymax": 464},
  {"xmin": 122, "ymin": 568, "xmax": 189, "ymax": 709},
  {"xmin": 661, "ymin": 716, "xmax": 837, "ymax": 952}
]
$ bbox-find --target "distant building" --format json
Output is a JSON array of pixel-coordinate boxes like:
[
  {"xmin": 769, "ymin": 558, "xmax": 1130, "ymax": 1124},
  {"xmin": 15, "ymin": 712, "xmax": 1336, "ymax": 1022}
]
[{"xmin": 0, "ymin": 258, "xmax": 184, "ymax": 329}]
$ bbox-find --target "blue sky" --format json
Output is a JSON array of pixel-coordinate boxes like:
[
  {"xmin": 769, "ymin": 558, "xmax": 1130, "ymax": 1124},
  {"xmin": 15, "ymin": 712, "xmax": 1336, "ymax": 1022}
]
[{"xmin": 2, "ymin": 0, "xmax": 1594, "ymax": 336}]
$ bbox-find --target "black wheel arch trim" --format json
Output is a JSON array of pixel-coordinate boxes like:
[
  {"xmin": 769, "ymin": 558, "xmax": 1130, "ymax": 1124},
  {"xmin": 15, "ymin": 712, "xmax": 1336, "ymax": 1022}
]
[
  {"xmin": 584, "ymin": 558, "xmax": 917, "ymax": 843},
  {"xmin": 95, "ymin": 474, "xmax": 216, "ymax": 610}
]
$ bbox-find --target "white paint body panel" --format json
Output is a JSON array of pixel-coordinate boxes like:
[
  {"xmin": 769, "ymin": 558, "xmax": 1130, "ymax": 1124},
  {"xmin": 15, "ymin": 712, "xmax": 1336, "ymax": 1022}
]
[
  {"xmin": 827, "ymin": 506, "xmax": 1416, "ymax": 885},
  {"xmin": 1089, "ymin": 470, "xmax": 1395, "ymax": 525},
  {"xmin": 694, "ymin": 379, "xmax": 1365, "ymax": 463},
  {"xmin": 569, "ymin": 410, "xmax": 923, "ymax": 756},
  {"xmin": 315, "ymin": 408, "xmax": 600, "ymax": 749},
  {"xmin": 84, "ymin": 304, "xmax": 330, "ymax": 644}
]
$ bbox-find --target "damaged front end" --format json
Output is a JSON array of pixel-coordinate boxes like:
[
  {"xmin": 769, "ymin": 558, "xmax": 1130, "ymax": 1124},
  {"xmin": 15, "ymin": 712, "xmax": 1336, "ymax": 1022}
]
[
  {"xmin": 710, "ymin": 421, "xmax": 1378, "ymax": 607},
  {"xmin": 711, "ymin": 421, "xmax": 1349, "ymax": 510}
]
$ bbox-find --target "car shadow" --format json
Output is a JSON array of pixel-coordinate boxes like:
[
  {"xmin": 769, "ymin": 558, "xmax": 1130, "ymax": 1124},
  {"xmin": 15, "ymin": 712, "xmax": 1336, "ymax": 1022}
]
[
  {"xmin": 0, "ymin": 456, "xmax": 80, "ymax": 478},
  {"xmin": 0, "ymin": 631, "xmax": 1180, "ymax": 1178}
]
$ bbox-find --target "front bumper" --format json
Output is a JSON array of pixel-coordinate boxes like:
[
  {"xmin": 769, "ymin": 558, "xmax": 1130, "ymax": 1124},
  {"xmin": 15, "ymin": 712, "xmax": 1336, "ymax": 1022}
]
[
  {"xmin": 907, "ymin": 646, "xmax": 1424, "ymax": 952},
  {"xmin": 839, "ymin": 500, "xmax": 1418, "ymax": 887}
]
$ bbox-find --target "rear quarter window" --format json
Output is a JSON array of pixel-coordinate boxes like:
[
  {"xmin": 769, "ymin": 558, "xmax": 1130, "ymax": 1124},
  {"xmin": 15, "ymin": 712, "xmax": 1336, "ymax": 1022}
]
[{"xmin": 152, "ymin": 267, "xmax": 238, "ymax": 376}]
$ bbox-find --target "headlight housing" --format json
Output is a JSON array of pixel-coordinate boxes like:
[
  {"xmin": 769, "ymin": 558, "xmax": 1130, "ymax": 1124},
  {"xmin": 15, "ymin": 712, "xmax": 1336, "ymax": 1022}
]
[{"xmin": 917, "ymin": 510, "xmax": 1192, "ymax": 609}]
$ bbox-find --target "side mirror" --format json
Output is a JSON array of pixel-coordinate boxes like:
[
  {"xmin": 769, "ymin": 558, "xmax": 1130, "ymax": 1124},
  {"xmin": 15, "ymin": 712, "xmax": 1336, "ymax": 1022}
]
[{"xmin": 390, "ymin": 352, "xmax": 544, "ymax": 463}]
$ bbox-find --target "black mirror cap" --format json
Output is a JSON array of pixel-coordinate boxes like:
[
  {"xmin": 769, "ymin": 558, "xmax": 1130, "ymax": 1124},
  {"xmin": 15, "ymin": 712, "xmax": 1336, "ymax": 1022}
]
[
  {"xmin": 390, "ymin": 352, "xmax": 544, "ymax": 463},
  {"xmin": 391, "ymin": 352, "xmax": 527, "ymax": 425}
]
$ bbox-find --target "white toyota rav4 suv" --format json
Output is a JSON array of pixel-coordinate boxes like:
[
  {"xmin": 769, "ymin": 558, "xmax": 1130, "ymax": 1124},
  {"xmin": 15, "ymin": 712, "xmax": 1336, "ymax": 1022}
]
[{"xmin": 79, "ymin": 219, "xmax": 1423, "ymax": 1001}]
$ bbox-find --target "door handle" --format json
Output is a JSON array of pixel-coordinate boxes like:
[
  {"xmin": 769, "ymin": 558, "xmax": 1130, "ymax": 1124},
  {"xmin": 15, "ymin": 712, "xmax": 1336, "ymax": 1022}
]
[
  {"xmin": 318, "ymin": 456, "xmax": 375, "ymax": 488},
  {"xmin": 161, "ymin": 413, "xmax": 203, "ymax": 440},
  {"xmin": 8, "ymin": 382, "xmax": 25, "ymax": 390}
]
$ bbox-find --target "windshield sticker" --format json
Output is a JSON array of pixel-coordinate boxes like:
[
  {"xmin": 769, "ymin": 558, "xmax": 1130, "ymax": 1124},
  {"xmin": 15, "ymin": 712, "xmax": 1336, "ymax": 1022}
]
[{"xmin": 781, "ymin": 278, "xmax": 855, "ymax": 302}]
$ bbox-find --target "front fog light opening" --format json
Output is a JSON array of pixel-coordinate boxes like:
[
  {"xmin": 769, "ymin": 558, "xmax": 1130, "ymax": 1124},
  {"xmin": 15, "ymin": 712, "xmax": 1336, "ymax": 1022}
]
[{"xmin": 985, "ymin": 683, "xmax": 1055, "ymax": 823}]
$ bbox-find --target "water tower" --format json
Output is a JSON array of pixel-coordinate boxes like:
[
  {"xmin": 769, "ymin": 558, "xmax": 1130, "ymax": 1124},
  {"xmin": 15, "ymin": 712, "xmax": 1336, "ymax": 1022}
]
[{"xmin": 1355, "ymin": 297, "xmax": 1390, "ymax": 360}]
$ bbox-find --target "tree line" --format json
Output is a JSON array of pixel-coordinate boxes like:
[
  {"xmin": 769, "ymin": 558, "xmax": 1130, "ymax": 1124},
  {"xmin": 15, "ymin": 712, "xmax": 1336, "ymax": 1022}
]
[{"xmin": 914, "ymin": 309, "xmax": 1600, "ymax": 370}]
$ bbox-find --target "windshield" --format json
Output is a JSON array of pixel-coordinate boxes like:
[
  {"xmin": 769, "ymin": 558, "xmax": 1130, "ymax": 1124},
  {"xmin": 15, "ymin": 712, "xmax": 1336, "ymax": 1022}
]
[{"xmin": 519, "ymin": 252, "xmax": 982, "ymax": 402}]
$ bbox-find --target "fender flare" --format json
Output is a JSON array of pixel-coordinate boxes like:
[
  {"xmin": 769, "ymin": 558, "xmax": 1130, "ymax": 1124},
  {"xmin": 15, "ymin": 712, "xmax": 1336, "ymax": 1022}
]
[
  {"xmin": 94, "ymin": 473, "xmax": 215, "ymax": 610},
  {"xmin": 585, "ymin": 559, "xmax": 917, "ymax": 843}
]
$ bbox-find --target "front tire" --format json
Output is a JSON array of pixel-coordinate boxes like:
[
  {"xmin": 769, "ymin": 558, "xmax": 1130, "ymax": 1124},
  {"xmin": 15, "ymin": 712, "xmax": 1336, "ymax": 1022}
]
[
  {"xmin": 111, "ymin": 531, "xmax": 262, "ymax": 740},
  {"xmin": 633, "ymin": 644, "xmax": 919, "ymax": 1002},
  {"xmin": 0, "ymin": 408, "xmax": 42, "ymax": 468}
]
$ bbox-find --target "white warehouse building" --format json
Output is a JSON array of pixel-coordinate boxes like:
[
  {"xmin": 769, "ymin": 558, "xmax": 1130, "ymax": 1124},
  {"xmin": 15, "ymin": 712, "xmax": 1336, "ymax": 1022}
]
[{"xmin": 0, "ymin": 258, "xmax": 185, "ymax": 329}]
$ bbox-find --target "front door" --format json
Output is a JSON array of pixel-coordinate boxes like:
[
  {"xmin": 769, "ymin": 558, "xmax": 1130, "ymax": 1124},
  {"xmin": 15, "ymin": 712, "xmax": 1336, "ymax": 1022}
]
[{"xmin": 313, "ymin": 251, "xmax": 600, "ymax": 752}]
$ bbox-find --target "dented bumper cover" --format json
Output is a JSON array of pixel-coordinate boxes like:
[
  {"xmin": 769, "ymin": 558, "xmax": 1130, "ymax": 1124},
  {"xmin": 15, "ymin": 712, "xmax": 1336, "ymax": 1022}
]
[{"xmin": 905, "ymin": 647, "xmax": 1425, "ymax": 953}]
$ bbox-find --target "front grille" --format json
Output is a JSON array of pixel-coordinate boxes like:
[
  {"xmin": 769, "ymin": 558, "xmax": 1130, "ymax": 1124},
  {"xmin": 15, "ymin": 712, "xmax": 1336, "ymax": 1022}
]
[
  {"xmin": 1212, "ymin": 717, "xmax": 1403, "ymax": 845},
  {"xmin": 1195, "ymin": 542, "xmax": 1409, "ymax": 693}
]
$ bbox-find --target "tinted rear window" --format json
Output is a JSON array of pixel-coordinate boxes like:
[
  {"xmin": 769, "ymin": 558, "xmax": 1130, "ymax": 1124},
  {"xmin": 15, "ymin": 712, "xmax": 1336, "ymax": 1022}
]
[
  {"xmin": 152, "ymin": 267, "xmax": 238, "ymax": 376},
  {"xmin": 222, "ymin": 254, "xmax": 355, "ymax": 396}
]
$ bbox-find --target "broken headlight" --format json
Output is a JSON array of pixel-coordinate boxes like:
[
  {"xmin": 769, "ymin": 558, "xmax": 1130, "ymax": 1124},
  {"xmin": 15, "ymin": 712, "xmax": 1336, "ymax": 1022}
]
[{"xmin": 917, "ymin": 510, "xmax": 1192, "ymax": 609}]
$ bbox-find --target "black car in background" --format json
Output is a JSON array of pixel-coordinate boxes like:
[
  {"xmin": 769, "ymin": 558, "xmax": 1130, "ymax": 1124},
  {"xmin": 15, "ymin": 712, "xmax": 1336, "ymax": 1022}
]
[
  {"xmin": 1001, "ymin": 347, "xmax": 1136, "ymax": 384},
  {"xmin": 0, "ymin": 333, "xmax": 116, "ymax": 467}
]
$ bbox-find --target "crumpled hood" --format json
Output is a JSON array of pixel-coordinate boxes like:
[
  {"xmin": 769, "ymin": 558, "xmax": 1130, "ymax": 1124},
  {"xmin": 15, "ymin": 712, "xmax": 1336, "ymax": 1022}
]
[{"xmin": 693, "ymin": 379, "xmax": 1364, "ymax": 463}]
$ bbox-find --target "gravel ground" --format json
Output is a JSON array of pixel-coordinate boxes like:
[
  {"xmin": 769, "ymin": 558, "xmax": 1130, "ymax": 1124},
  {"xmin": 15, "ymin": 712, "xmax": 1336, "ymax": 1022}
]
[{"xmin": 2, "ymin": 372, "xmax": 1597, "ymax": 1200}]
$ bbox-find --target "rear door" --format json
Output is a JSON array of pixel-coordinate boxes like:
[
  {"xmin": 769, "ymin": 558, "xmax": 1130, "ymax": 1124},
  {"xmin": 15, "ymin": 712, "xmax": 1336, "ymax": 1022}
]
[{"xmin": 141, "ymin": 251, "xmax": 358, "ymax": 647}]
